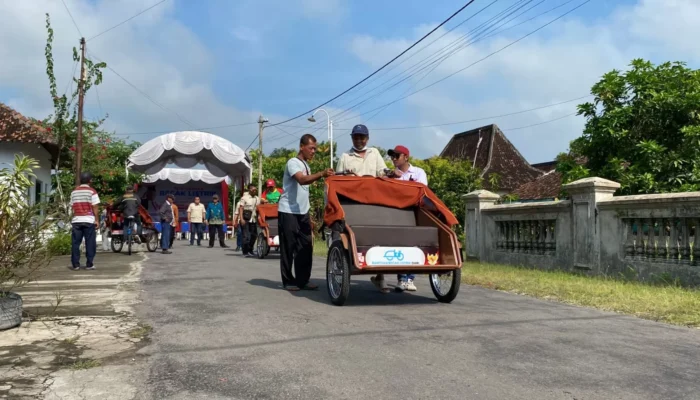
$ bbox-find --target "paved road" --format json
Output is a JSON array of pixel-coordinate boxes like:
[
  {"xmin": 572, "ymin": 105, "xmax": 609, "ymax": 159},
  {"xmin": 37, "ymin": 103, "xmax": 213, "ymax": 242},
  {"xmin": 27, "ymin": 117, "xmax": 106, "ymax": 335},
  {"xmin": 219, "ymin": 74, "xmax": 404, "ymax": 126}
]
[{"xmin": 135, "ymin": 244, "xmax": 700, "ymax": 400}]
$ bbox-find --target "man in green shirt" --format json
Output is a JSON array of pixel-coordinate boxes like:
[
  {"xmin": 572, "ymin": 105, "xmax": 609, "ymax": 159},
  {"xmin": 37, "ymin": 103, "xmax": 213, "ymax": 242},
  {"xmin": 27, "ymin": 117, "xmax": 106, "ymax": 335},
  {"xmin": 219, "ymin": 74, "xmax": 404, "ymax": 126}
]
[{"xmin": 261, "ymin": 179, "xmax": 284, "ymax": 204}]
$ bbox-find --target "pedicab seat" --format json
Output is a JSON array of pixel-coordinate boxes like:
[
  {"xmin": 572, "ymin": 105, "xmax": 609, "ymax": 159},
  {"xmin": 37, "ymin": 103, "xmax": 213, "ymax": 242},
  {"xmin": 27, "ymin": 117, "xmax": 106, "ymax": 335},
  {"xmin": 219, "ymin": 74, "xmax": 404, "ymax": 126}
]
[
  {"xmin": 266, "ymin": 217, "xmax": 279, "ymax": 237},
  {"xmin": 340, "ymin": 200, "xmax": 439, "ymax": 248}
]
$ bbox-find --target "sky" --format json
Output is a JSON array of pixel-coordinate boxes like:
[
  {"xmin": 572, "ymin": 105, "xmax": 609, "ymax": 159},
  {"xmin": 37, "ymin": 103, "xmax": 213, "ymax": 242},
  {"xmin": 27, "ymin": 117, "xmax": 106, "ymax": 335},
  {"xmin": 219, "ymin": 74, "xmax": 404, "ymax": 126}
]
[{"xmin": 1, "ymin": 0, "xmax": 699, "ymax": 164}]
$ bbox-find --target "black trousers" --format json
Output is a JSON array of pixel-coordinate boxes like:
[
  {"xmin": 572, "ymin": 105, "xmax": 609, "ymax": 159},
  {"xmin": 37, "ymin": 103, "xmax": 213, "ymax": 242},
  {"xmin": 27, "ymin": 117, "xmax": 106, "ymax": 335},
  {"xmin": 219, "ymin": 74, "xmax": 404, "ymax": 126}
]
[
  {"xmin": 208, "ymin": 224, "xmax": 226, "ymax": 247},
  {"xmin": 169, "ymin": 225, "xmax": 176, "ymax": 248},
  {"xmin": 241, "ymin": 222, "xmax": 258, "ymax": 254},
  {"xmin": 279, "ymin": 211, "xmax": 313, "ymax": 288}
]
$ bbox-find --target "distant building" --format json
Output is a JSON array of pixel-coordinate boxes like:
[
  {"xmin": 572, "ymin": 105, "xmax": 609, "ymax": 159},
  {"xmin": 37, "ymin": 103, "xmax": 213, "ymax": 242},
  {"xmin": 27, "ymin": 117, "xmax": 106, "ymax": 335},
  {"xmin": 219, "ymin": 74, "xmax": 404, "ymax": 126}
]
[
  {"xmin": 0, "ymin": 102, "xmax": 58, "ymax": 206},
  {"xmin": 440, "ymin": 124, "xmax": 544, "ymax": 195}
]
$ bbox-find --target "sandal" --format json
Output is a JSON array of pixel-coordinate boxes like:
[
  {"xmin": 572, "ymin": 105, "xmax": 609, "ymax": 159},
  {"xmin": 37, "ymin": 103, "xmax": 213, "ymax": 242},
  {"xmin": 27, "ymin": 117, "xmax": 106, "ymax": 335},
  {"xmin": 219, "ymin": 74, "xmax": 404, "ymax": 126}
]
[
  {"xmin": 370, "ymin": 276, "xmax": 390, "ymax": 294},
  {"xmin": 284, "ymin": 285, "xmax": 300, "ymax": 291}
]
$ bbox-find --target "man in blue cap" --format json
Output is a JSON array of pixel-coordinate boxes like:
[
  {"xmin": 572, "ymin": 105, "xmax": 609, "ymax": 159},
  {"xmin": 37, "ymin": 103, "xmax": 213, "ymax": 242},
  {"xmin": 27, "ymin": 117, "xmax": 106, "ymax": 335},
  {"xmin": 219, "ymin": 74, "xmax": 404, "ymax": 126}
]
[{"xmin": 336, "ymin": 124, "xmax": 392, "ymax": 293}]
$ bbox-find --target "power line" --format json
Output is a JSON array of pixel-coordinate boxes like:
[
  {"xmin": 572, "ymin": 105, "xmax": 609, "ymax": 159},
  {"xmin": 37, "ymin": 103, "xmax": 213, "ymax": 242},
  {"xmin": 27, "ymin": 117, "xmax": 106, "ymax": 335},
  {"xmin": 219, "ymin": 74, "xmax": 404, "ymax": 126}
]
[
  {"xmin": 88, "ymin": 0, "xmax": 171, "ymax": 41},
  {"xmin": 504, "ymin": 111, "xmax": 576, "ymax": 130},
  {"xmin": 60, "ymin": 0, "xmax": 83, "ymax": 37},
  {"xmin": 266, "ymin": 0, "xmax": 477, "ymax": 129},
  {"xmin": 332, "ymin": 0, "xmax": 591, "ymax": 126},
  {"xmin": 87, "ymin": 50, "xmax": 197, "ymax": 129}
]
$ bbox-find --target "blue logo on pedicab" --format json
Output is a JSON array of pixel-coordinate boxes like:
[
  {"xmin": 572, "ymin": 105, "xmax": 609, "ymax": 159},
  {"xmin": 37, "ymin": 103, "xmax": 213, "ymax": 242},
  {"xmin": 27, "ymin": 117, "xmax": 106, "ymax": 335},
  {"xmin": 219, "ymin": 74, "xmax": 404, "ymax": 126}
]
[{"xmin": 383, "ymin": 249, "xmax": 404, "ymax": 262}]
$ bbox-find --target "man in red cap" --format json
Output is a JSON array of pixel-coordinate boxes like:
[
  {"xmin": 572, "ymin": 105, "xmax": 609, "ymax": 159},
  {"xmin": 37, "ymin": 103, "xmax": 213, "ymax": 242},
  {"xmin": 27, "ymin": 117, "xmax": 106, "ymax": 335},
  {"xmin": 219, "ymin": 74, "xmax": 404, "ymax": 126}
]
[
  {"xmin": 261, "ymin": 178, "xmax": 284, "ymax": 204},
  {"xmin": 387, "ymin": 145, "xmax": 428, "ymax": 292}
]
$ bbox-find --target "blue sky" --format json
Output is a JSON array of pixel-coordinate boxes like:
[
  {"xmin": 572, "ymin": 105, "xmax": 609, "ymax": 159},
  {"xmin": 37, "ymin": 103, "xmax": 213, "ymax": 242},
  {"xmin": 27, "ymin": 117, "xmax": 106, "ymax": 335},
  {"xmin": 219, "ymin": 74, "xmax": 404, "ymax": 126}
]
[{"xmin": 1, "ymin": 0, "xmax": 699, "ymax": 163}]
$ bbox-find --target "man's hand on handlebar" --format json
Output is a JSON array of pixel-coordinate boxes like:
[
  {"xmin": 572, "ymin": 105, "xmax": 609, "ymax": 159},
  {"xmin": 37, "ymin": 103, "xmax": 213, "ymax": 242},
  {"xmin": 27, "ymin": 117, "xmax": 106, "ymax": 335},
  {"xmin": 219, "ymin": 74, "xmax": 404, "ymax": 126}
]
[{"xmin": 322, "ymin": 168, "xmax": 335, "ymax": 178}]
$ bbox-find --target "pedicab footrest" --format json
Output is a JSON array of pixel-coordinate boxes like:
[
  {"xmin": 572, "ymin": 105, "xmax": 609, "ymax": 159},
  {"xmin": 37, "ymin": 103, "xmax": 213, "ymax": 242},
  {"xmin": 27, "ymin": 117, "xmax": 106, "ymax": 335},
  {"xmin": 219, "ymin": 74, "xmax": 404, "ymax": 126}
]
[{"xmin": 350, "ymin": 225, "xmax": 439, "ymax": 248}]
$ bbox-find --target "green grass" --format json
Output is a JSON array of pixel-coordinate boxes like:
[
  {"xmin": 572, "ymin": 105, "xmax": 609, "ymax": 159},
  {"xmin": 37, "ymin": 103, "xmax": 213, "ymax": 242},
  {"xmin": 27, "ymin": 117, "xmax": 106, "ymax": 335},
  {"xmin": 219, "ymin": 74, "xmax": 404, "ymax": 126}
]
[
  {"xmin": 128, "ymin": 323, "xmax": 153, "ymax": 339},
  {"xmin": 71, "ymin": 359, "xmax": 101, "ymax": 370},
  {"xmin": 462, "ymin": 262, "xmax": 700, "ymax": 327},
  {"xmin": 313, "ymin": 238, "xmax": 328, "ymax": 257}
]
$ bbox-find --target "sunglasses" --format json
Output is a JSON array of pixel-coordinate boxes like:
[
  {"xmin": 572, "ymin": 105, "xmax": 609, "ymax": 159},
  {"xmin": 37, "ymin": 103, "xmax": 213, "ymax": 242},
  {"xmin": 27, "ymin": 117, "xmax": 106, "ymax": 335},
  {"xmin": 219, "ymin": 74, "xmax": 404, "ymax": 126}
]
[{"xmin": 390, "ymin": 154, "xmax": 404, "ymax": 159}]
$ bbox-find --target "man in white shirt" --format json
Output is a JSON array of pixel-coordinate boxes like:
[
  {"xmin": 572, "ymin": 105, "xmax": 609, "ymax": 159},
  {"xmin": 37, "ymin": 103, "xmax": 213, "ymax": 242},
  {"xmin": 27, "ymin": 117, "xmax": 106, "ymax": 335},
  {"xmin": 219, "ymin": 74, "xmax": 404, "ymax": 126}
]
[
  {"xmin": 335, "ymin": 124, "xmax": 389, "ymax": 177},
  {"xmin": 187, "ymin": 196, "xmax": 206, "ymax": 246},
  {"xmin": 335, "ymin": 124, "xmax": 393, "ymax": 293},
  {"xmin": 387, "ymin": 145, "xmax": 429, "ymax": 292},
  {"xmin": 278, "ymin": 133, "xmax": 334, "ymax": 291},
  {"xmin": 238, "ymin": 184, "xmax": 263, "ymax": 257}
]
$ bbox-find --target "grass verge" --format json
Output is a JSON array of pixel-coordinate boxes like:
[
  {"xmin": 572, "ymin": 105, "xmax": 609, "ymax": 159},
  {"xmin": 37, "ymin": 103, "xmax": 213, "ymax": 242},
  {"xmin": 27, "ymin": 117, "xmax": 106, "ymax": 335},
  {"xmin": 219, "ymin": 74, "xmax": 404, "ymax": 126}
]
[
  {"xmin": 71, "ymin": 359, "xmax": 101, "ymax": 370},
  {"xmin": 128, "ymin": 323, "xmax": 153, "ymax": 339},
  {"xmin": 313, "ymin": 238, "xmax": 327, "ymax": 257},
  {"xmin": 462, "ymin": 262, "xmax": 700, "ymax": 327}
]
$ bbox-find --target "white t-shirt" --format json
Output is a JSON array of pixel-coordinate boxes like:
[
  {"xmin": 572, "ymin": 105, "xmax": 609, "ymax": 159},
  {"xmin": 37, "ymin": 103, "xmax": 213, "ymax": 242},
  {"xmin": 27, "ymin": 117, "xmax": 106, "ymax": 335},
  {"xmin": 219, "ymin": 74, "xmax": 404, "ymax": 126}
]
[
  {"xmin": 278, "ymin": 157, "xmax": 311, "ymax": 215},
  {"xmin": 187, "ymin": 203, "xmax": 206, "ymax": 223}
]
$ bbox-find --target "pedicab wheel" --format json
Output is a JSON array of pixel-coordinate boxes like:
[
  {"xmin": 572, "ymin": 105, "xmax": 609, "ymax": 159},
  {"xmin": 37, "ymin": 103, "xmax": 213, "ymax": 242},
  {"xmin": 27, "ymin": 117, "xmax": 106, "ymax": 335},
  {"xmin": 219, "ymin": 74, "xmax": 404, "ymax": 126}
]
[
  {"xmin": 111, "ymin": 236, "xmax": 123, "ymax": 253},
  {"xmin": 429, "ymin": 268, "xmax": 461, "ymax": 303},
  {"xmin": 256, "ymin": 233, "xmax": 268, "ymax": 259},
  {"xmin": 146, "ymin": 232, "xmax": 159, "ymax": 252},
  {"xmin": 326, "ymin": 241, "xmax": 351, "ymax": 306}
]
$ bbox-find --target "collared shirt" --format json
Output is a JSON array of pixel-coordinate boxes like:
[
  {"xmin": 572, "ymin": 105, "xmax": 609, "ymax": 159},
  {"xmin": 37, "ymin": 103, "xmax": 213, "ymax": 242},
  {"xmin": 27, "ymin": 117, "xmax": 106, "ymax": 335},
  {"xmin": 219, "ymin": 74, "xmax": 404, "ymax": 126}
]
[
  {"xmin": 206, "ymin": 201, "xmax": 225, "ymax": 224},
  {"xmin": 70, "ymin": 184, "xmax": 100, "ymax": 224},
  {"xmin": 335, "ymin": 147, "xmax": 388, "ymax": 177},
  {"xmin": 187, "ymin": 203, "xmax": 206, "ymax": 223},
  {"xmin": 279, "ymin": 157, "xmax": 311, "ymax": 215},
  {"xmin": 239, "ymin": 193, "xmax": 261, "ymax": 222},
  {"xmin": 395, "ymin": 164, "xmax": 428, "ymax": 185},
  {"xmin": 159, "ymin": 200, "xmax": 174, "ymax": 223}
]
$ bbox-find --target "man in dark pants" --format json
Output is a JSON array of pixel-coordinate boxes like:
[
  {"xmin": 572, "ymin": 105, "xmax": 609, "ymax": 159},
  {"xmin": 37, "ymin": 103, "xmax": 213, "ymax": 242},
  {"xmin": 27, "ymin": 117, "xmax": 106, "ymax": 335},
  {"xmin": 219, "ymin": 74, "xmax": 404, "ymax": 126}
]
[
  {"xmin": 238, "ymin": 184, "xmax": 262, "ymax": 257},
  {"xmin": 277, "ymin": 134, "xmax": 334, "ymax": 291},
  {"xmin": 115, "ymin": 186, "xmax": 141, "ymax": 238},
  {"xmin": 206, "ymin": 194, "xmax": 228, "ymax": 248},
  {"xmin": 159, "ymin": 194, "xmax": 174, "ymax": 254},
  {"xmin": 70, "ymin": 172, "xmax": 101, "ymax": 270}
]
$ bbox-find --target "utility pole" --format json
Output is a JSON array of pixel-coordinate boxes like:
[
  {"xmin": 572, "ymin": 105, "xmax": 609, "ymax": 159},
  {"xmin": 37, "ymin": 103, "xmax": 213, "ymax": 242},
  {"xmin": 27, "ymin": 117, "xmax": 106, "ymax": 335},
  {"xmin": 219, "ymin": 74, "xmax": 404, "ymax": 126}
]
[
  {"xmin": 75, "ymin": 37, "xmax": 86, "ymax": 186},
  {"xmin": 257, "ymin": 115, "xmax": 267, "ymax": 194}
]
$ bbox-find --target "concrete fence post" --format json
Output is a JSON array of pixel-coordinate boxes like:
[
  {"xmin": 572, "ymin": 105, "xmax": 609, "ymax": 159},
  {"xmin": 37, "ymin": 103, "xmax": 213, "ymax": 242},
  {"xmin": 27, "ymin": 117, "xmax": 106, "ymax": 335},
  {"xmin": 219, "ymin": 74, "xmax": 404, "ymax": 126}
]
[
  {"xmin": 463, "ymin": 190, "xmax": 500, "ymax": 260},
  {"xmin": 561, "ymin": 177, "xmax": 620, "ymax": 270}
]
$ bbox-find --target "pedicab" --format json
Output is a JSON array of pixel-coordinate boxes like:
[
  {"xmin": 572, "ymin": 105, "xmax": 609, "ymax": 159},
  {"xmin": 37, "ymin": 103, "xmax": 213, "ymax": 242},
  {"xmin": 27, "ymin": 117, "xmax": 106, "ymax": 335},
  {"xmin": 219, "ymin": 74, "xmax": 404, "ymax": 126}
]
[
  {"xmin": 256, "ymin": 203, "xmax": 280, "ymax": 259},
  {"xmin": 106, "ymin": 204, "xmax": 159, "ymax": 255},
  {"xmin": 323, "ymin": 175, "xmax": 463, "ymax": 306}
]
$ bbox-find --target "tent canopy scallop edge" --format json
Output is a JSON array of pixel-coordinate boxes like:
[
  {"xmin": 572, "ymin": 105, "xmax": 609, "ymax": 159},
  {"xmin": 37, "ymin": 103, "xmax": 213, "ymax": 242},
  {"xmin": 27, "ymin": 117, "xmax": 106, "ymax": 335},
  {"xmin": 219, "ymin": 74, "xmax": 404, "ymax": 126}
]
[
  {"xmin": 143, "ymin": 168, "xmax": 233, "ymax": 185},
  {"xmin": 127, "ymin": 131, "xmax": 252, "ymax": 180}
]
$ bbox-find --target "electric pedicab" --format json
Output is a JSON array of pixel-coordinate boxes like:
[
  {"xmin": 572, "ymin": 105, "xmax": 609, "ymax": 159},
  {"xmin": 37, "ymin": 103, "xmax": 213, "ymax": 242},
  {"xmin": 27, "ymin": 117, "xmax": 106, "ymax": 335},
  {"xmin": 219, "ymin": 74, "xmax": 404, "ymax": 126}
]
[
  {"xmin": 256, "ymin": 203, "xmax": 280, "ymax": 259},
  {"xmin": 106, "ymin": 204, "xmax": 159, "ymax": 255},
  {"xmin": 323, "ymin": 175, "xmax": 463, "ymax": 306}
]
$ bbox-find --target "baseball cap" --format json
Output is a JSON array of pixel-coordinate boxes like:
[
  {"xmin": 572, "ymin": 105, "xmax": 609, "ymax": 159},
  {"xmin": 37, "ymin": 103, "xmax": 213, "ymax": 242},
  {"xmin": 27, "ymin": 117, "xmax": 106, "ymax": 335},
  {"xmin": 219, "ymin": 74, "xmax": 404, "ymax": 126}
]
[
  {"xmin": 266, "ymin": 179, "xmax": 275, "ymax": 187},
  {"xmin": 388, "ymin": 145, "xmax": 410, "ymax": 157},
  {"xmin": 351, "ymin": 124, "xmax": 369, "ymax": 136}
]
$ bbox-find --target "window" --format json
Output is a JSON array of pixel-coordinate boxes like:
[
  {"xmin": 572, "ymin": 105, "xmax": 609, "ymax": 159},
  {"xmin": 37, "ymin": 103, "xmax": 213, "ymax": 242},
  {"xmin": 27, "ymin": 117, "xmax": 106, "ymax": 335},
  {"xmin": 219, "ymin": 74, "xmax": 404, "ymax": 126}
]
[{"xmin": 35, "ymin": 179, "xmax": 43, "ymax": 205}]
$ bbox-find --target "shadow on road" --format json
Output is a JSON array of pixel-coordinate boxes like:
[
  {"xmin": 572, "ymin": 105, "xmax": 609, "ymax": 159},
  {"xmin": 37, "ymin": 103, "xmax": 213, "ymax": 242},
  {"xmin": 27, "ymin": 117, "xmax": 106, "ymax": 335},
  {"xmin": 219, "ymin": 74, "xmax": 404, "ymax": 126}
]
[{"xmin": 247, "ymin": 278, "xmax": 452, "ymax": 307}]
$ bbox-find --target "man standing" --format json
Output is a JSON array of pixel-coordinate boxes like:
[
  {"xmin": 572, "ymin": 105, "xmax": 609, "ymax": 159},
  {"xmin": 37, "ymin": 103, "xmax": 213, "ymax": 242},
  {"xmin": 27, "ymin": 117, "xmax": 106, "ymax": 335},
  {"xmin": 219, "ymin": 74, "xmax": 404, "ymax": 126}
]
[
  {"xmin": 261, "ymin": 179, "xmax": 284, "ymax": 204},
  {"xmin": 387, "ymin": 145, "xmax": 428, "ymax": 292},
  {"xmin": 70, "ymin": 172, "xmax": 100, "ymax": 271},
  {"xmin": 335, "ymin": 124, "xmax": 389, "ymax": 177},
  {"xmin": 187, "ymin": 196, "xmax": 206, "ymax": 246},
  {"xmin": 233, "ymin": 189, "xmax": 246, "ymax": 252},
  {"xmin": 169, "ymin": 198, "xmax": 179, "ymax": 249},
  {"xmin": 238, "ymin": 184, "xmax": 262, "ymax": 257},
  {"xmin": 206, "ymin": 194, "xmax": 228, "ymax": 248},
  {"xmin": 159, "ymin": 194, "xmax": 174, "ymax": 254},
  {"xmin": 278, "ymin": 134, "xmax": 334, "ymax": 291},
  {"xmin": 336, "ymin": 124, "xmax": 392, "ymax": 293}
]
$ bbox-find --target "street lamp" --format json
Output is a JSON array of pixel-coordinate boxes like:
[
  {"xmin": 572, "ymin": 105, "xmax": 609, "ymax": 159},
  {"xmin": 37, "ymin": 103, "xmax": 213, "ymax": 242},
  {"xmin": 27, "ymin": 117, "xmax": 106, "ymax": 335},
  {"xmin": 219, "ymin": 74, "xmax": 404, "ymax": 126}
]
[{"xmin": 308, "ymin": 109, "xmax": 333, "ymax": 169}]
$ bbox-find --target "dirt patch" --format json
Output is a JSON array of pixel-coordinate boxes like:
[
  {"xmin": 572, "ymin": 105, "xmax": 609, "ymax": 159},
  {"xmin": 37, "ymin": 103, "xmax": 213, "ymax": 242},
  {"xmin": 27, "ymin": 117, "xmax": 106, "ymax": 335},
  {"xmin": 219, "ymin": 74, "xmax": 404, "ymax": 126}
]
[{"xmin": 0, "ymin": 252, "xmax": 149, "ymax": 399}]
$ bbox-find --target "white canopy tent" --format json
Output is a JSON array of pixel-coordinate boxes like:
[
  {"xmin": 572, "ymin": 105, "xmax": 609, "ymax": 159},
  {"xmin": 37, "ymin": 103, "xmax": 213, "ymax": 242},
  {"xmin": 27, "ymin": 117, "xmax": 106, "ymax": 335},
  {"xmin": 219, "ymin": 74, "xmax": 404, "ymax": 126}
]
[
  {"xmin": 127, "ymin": 131, "xmax": 251, "ymax": 185},
  {"xmin": 143, "ymin": 168, "xmax": 233, "ymax": 185}
]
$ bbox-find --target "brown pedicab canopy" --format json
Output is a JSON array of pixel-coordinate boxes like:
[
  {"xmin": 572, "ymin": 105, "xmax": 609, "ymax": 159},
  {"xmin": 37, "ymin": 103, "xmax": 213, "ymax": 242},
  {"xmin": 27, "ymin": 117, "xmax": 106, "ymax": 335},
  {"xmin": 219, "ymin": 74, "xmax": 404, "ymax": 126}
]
[
  {"xmin": 323, "ymin": 176, "xmax": 459, "ymax": 228},
  {"xmin": 257, "ymin": 203, "xmax": 278, "ymax": 228}
]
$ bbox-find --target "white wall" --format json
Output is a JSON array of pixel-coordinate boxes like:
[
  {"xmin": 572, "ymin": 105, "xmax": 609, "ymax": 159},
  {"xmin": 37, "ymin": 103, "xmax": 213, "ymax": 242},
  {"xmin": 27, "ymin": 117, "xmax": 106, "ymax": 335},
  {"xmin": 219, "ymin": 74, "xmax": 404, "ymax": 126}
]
[{"xmin": 0, "ymin": 142, "xmax": 53, "ymax": 205}]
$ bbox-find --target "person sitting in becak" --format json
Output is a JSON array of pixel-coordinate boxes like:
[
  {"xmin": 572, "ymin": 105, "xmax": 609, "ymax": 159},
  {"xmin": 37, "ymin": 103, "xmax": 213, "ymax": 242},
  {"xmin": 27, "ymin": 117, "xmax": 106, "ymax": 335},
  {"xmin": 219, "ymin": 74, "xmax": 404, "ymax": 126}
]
[{"xmin": 261, "ymin": 179, "xmax": 284, "ymax": 204}]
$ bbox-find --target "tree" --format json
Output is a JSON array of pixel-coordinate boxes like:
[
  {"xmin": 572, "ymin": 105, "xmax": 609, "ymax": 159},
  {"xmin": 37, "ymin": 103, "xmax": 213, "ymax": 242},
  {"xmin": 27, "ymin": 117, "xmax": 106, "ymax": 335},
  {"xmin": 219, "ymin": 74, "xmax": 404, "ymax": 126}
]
[{"xmin": 557, "ymin": 59, "xmax": 700, "ymax": 195}]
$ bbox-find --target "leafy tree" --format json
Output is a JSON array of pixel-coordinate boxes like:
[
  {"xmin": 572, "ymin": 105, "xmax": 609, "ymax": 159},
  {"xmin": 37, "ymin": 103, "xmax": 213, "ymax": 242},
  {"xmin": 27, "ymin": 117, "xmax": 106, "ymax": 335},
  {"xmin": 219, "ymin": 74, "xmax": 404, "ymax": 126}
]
[{"xmin": 557, "ymin": 59, "xmax": 700, "ymax": 195}]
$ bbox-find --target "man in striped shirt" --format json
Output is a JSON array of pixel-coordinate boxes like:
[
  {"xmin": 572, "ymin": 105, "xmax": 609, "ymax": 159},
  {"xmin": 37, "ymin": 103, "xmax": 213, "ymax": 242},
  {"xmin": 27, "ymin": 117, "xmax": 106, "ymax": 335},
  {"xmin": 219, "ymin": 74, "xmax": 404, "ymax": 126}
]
[{"xmin": 70, "ymin": 172, "xmax": 101, "ymax": 271}]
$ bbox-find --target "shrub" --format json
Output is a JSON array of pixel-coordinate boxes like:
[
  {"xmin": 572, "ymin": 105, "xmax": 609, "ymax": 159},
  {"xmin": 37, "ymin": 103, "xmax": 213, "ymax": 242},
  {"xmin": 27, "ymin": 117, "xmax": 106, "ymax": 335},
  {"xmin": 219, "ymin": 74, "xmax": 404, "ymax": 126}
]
[{"xmin": 48, "ymin": 231, "xmax": 72, "ymax": 256}]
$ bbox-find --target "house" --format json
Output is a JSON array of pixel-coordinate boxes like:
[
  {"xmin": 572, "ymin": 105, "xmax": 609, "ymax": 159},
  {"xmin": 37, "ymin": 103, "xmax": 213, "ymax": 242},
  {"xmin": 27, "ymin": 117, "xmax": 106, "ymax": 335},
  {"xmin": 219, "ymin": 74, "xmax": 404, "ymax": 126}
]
[
  {"xmin": 439, "ymin": 124, "xmax": 544, "ymax": 195},
  {"xmin": 0, "ymin": 102, "xmax": 58, "ymax": 206}
]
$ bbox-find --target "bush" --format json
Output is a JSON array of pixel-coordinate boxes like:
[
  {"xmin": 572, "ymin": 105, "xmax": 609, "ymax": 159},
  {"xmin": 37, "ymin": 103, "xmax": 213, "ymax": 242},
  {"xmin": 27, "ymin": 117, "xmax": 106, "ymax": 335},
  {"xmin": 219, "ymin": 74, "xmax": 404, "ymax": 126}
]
[{"xmin": 48, "ymin": 231, "xmax": 72, "ymax": 256}]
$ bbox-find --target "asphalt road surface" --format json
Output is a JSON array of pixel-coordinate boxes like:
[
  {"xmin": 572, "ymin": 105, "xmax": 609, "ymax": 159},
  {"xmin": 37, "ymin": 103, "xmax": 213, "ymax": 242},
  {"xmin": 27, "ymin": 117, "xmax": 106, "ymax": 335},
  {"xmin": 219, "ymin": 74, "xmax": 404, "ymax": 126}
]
[{"xmin": 135, "ymin": 244, "xmax": 700, "ymax": 400}]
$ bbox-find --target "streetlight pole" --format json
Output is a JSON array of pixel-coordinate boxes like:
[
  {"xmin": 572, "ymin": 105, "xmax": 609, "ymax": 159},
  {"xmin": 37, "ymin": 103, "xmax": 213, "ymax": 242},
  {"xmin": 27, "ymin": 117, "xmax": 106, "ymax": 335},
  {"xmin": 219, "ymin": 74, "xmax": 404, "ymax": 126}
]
[
  {"xmin": 308, "ymin": 109, "xmax": 333, "ymax": 169},
  {"xmin": 257, "ymin": 115, "xmax": 268, "ymax": 194}
]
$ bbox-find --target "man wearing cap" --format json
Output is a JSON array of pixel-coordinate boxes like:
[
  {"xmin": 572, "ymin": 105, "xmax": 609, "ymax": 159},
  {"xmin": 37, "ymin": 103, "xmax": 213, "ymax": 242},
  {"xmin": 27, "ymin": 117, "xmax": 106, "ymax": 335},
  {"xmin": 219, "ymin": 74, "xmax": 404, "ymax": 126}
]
[
  {"xmin": 335, "ymin": 124, "xmax": 389, "ymax": 178},
  {"xmin": 261, "ymin": 179, "xmax": 284, "ymax": 204},
  {"xmin": 387, "ymin": 145, "xmax": 428, "ymax": 292},
  {"xmin": 337, "ymin": 124, "xmax": 393, "ymax": 293}
]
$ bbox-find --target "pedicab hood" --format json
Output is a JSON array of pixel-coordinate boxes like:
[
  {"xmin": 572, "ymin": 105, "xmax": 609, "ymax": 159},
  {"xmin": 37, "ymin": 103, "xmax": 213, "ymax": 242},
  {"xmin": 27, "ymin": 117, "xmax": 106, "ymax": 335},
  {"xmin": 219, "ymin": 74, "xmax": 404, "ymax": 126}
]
[{"xmin": 323, "ymin": 176, "xmax": 458, "ymax": 227}]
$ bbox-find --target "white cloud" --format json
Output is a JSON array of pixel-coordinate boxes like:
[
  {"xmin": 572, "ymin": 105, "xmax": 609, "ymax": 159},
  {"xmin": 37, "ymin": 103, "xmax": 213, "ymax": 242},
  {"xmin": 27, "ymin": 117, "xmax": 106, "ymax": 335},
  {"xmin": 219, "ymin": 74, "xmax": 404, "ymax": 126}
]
[{"xmin": 346, "ymin": 0, "xmax": 700, "ymax": 162}]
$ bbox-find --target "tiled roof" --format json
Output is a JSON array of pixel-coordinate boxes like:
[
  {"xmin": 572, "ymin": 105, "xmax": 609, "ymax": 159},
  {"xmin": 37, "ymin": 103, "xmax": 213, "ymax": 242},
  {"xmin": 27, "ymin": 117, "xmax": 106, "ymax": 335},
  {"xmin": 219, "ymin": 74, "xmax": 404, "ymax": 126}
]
[
  {"xmin": 439, "ymin": 124, "xmax": 544, "ymax": 191},
  {"xmin": 0, "ymin": 102, "xmax": 58, "ymax": 159},
  {"xmin": 511, "ymin": 170, "xmax": 562, "ymax": 200}
]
